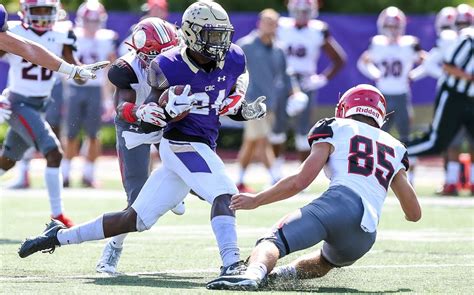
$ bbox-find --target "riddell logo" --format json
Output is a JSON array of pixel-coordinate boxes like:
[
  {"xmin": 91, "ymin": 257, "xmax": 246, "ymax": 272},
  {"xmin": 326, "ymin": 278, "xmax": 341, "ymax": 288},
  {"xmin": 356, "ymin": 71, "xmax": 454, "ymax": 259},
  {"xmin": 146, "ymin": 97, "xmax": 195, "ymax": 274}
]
[{"xmin": 356, "ymin": 107, "xmax": 380, "ymax": 118}]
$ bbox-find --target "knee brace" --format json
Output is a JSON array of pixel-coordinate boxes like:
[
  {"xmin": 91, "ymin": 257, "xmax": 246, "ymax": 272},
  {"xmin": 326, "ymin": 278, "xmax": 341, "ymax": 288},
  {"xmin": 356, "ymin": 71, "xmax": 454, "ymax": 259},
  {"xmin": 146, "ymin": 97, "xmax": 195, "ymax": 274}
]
[{"xmin": 211, "ymin": 194, "xmax": 235, "ymax": 219}]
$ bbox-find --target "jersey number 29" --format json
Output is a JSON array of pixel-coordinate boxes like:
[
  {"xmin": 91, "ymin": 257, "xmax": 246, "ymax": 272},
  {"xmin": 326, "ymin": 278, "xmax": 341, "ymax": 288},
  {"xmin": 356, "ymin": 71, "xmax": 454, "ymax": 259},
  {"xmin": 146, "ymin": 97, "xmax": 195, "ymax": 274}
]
[{"xmin": 348, "ymin": 135, "xmax": 395, "ymax": 189}]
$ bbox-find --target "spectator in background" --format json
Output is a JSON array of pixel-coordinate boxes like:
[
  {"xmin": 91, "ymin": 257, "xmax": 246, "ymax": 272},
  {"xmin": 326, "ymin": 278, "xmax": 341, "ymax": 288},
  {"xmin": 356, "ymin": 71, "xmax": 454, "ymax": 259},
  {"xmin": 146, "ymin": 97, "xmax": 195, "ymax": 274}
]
[
  {"xmin": 62, "ymin": 0, "xmax": 118, "ymax": 188},
  {"xmin": 235, "ymin": 9, "xmax": 308, "ymax": 192},
  {"xmin": 271, "ymin": 0, "xmax": 346, "ymax": 179}
]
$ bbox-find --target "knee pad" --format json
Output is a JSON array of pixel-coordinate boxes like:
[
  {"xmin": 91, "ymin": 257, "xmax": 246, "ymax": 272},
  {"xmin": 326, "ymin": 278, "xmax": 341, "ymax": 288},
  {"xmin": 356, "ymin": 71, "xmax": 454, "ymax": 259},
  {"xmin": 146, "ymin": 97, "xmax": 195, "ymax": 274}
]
[
  {"xmin": 211, "ymin": 194, "xmax": 235, "ymax": 218},
  {"xmin": 295, "ymin": 134, "xmax": 310, "ymax": 152},
  {"xmin": 269, "ymin": 132, "xmax": 287, "ymax": 145}
]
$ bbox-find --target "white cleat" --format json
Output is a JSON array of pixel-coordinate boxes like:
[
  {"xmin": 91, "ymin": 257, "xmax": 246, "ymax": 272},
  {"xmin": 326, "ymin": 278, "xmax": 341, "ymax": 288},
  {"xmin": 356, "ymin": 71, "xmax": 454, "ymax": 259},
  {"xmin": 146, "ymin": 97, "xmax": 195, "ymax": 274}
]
[
  {"xmin": 96, "ymin": 241, "xmax": 123, "ymax": 275},
  {"xmin": 171, "ymin": 201, "xmax": 186, "ymax": 215}
]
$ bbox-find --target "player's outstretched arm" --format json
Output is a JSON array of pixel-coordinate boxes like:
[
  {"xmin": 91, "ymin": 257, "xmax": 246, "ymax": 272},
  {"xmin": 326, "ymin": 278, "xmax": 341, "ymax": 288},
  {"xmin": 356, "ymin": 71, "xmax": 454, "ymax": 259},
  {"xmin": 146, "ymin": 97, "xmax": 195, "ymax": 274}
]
[
  {"xmin": 230, "ymin": 142, "xmax": 331, "ymax": 210},
  {"xmin": 390, "ymin": 169, "xmax": 422, "ymax": 222}
]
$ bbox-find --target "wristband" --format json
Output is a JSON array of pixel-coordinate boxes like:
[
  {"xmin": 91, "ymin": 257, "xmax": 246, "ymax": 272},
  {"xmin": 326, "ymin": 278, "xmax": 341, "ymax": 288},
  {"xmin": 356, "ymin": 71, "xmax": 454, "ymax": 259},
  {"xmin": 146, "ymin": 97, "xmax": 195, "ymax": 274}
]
[
  {"xmin": 58, "ymin": 62, "xmax": 75, "ymax": 79},
  {"xmin": 122, "ymin": 102, "xmax": 137, "ymax": 123}
]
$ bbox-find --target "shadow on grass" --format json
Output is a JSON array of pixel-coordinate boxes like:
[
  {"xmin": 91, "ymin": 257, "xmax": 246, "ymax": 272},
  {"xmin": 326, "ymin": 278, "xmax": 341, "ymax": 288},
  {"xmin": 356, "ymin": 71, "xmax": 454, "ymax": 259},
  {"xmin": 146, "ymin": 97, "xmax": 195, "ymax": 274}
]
[
  {"xmin": 315, "ymin": 287, "xmax": 412, "ymax": 293},
  {"xmin": 88, "ymin": 273, "xmax": 205, "ymax": 289},
  {"xmin": 0, "ymin": 238, "xmax": 23, "ymax": 245}
]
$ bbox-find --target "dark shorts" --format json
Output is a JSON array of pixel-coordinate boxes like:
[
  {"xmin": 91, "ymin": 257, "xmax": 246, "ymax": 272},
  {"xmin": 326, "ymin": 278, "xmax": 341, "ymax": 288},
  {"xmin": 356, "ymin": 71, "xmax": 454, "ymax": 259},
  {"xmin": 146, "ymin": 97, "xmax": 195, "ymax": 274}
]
[
  {"xmin": 2, "ymin": 92, "xmax": 61, "ymax": 161},
  {"xmin": 45, "ymin": 80, "xmax": 64, "ymax": 127},
  {"xmin": 66, "ymin": 85, "xmax": 102, "ymax": 139},
  {"xmin": 258, "ymin": 185, "xmax": 376, "ymax": 267}
]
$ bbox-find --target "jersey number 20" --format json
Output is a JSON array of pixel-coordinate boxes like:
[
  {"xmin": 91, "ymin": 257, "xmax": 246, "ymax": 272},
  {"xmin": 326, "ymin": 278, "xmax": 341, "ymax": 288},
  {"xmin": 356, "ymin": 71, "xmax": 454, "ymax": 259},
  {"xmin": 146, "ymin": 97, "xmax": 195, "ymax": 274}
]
[
  {"xmin": 21, "ymin": 59, "xmax": 53, "ymax": 81},
  {"xmin": 348, "ymin": 135, "xmax": 395, "ymax": 189}
]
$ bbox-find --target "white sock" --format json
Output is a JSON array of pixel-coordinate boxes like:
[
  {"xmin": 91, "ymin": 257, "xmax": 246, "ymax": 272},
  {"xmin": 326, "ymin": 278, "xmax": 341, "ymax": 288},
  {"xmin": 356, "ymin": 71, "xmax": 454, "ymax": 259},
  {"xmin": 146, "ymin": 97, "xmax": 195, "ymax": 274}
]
[
  {"xmin": 83, "ymin": 161, "xmax": 95, "ymax": 181},
  {"xmin": 0, "ymin": 169, "xmax": 5, "ymax": 176},
  {"xmin": 211, "ymin": 215, "xmax": 240, "ymax": 267},
  {"xmin": 470, "ymin": 164, "xmax": 474, "ymax": 184},
  {"xmin": 270, "ymin": 157, "xmax": 284, "ymax": 180},
  {"xmin": 238, "ymin": 166, "xmax": 246, "ymax": 184},
  {"xmin": 45, "ymin": 167, "xmax": 63, "ymax": 217},
  {"xmin": 17, "ymin": 159, "xmax": 30, "ymax": 183},
  {"xmin": 57, "ymin": 215, "xmax": 105, "ymax": 245},
  {"xmin": 246, "ymin": 262, "xmax": 267, "ymax": 281},
  {"xmin": 268, "ymin": 167, "xmax": 279, "ymax": 184},
  {"xmin": 62, "ymin": 159, "xmax": 71, "ymax": 180},
  {"xmin": 271, "ymin": 264, "xmax": 297, "ymax": 279},
  {"xmin": 110, "ymin": 233, "xmax": 127, "ymax": 248},
  {"xmin": 446, "ymin": 161, "xmax": 460, "ymax": 185},
  {"xmin": 407, "ymin": 170, "xmax": 415, "ymax": 186}
]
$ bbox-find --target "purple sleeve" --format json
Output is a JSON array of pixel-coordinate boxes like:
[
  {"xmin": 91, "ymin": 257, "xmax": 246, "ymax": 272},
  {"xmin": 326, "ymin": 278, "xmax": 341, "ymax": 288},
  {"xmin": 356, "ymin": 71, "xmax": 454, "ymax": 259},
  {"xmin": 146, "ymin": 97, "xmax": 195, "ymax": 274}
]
[
  {"xmin": 0, "ymin": 5, "xmax": 8, "ymax": 32},
  {"xmin": 147, "ymin": 56, "xmax": 170, "ymax": 90}
]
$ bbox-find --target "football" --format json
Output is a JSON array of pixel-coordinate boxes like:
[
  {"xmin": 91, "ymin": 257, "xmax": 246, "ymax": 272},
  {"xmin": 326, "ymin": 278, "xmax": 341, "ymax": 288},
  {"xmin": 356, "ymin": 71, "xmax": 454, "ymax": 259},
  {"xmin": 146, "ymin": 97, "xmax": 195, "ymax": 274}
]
[{"xmin": 158, "ymin": 85, "xmax": 192, "ymax": 122}]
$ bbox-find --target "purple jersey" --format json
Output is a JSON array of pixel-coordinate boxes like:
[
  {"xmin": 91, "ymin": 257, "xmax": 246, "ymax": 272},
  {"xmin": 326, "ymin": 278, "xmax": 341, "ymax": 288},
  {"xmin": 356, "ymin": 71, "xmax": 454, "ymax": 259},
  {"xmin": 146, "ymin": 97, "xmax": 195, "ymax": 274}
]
[
  {"xmin": 149, "ymin": 44, "xmax": 246, "ymax": 149},
  {"xmin": 0, "ymin": 4, "xmax": 7, "ymax": 32}
]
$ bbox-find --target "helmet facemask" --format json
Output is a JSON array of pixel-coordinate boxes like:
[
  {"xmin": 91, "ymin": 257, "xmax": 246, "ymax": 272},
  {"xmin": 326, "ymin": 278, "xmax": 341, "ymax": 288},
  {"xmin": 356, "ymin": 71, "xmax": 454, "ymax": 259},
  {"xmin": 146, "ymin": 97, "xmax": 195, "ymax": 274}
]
[
  {"xmin": 23, "ymin": 5, "xmax": 58, "ymax": 32},
  {"xmin": 185, "ymin": 22, "xmax": 234, "ymax": 62}
]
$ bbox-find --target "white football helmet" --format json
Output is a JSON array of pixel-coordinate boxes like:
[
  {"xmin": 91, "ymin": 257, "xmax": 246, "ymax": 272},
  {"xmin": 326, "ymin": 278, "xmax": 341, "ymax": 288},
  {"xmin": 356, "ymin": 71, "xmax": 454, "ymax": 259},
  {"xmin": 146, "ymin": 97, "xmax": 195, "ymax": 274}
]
[
  {"xmin": 455, "ymin": 4, "xmax": 474, "ymax": 31},
  {"xmin": 435, "ymin": 7, "xmax": 457, "ymax": 35},
  {"xmin": 287, "ymin": 0, "xmax": 318, "ymax": 26},
  {"xmin": 377, "ymin": 6, "xmax": 406, "ymax": 40},
  {"xmin": 20, "ymin": 0, "xmax": 60, "ymax": 32},
  {"xmin": 76, "ymin": 0, "xmax": 108, "ymax": 30},
  {"xmin": 180, "ymin": 1, "xmax": 234, "ymax": 62}
]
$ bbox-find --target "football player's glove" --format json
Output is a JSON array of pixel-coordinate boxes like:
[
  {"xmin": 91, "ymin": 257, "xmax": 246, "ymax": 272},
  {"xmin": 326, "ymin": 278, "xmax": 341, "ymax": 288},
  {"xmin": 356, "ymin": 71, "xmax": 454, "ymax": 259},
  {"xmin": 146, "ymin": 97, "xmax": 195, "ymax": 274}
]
[
  {"xmin": 219, "ymin": 91, "xmax": 244, "ymax": 116},
  {"xmin": 165, "ymin": 85, "xmax": 196, "ymax": 119},
  {"xmin": 242, "ymin": 96, "xmax": 267, "ymax": 120},
  {"xmin": 301, "ymin": 74, "xmax": 327, "ymax": 92},
  {"xmin": 286, "ymin": 91, "xmax": 309, "ymax": 117},
  {"xmin": 136, "ymin": 102, "xmax": 167, "ymax": 127},
  {"xmin": 0, "ymin": 91, "xmax": 12, "ymax": 124}
]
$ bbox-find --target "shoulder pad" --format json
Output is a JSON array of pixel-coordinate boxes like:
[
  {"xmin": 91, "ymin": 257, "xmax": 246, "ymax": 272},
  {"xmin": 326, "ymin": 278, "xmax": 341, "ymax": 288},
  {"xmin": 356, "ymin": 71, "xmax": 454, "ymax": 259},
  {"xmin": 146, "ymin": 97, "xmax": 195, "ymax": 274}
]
[
  {"xmin": 371, "ymin": 35, "xmax": 388, "ymax": 46},
  {"xmin": 6, "ymin": 21, "xmax": 23, "ymax": 32},
  {"xmin": 278, "ymin": 17, "xmax": 294, "ymax": 28},
  {"xmin": 400, "ymin": 35, "xmax": 419, "ymax": 47},
  {"xmin": 308, "ymin": 19, "xmax": 328, "ymax": 31},
  {"xmin": 97, "ymin": 29, "xmax": 118, "ymax": 40},
  {"xmin": 307, "ymin": 117, "xmax": 336, "ymax": 146}
]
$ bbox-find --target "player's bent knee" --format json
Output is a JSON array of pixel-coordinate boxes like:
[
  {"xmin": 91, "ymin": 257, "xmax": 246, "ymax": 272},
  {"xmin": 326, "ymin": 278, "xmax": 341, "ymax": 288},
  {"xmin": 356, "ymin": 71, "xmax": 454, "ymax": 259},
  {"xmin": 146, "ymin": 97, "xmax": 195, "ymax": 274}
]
[
  {"xmin": 45, "ymin": 148, "xmax": 63, "ymax": 167},
  {"xmin": 0, "ymin": 156, "xmax": 16, "ymax": 171},
  {"xmin": 256, "ymin": 228, "xmax": 290, "ymax": 258},
  {"xmin": 211, "ymin": 194, "xmax": 235, "ymax": 218},
  {"xmin": 136, "ymin": 215, "xmax": 150, "ymax": 232}
]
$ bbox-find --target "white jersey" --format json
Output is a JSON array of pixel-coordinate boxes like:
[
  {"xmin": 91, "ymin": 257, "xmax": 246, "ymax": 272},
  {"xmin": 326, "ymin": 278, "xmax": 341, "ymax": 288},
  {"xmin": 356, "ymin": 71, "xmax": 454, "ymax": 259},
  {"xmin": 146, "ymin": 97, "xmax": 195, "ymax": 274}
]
[
  {"xmin": 308, "ymin": 117, "xmax": 409, "ymax": 232},
  {"xmin": 3, "ymin": 21, "xmax": 75, "ymax": 97},
  {"xmin": 121, "ymin": 52, "xmax": 151, "ymax": 106},
  {"xmin": 366, "ymin": 35, "xmax": 422, "ymax": 95},
  {"xmin": 68, "ymin": 27, "xmax": 117, "ymax": 86},
  {"xmin": 277, "ymin": 17, "xmax": 327, "ymax": 76}
]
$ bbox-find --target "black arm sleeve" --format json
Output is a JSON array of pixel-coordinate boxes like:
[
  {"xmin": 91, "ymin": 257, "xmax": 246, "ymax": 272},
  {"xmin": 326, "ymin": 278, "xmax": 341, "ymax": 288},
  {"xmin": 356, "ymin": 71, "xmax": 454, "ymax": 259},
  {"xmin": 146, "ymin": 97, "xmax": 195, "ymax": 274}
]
[
  {"xmin": 401, "ymin": 151, "xmax": 410, "ymax": 171},
  {"xmin": 307, "ymin": 118, "xmax": 335, "ymax": 146},
  {"xmin": 108, "ymin": 59, "xmax": 138, "ymax": 89}
]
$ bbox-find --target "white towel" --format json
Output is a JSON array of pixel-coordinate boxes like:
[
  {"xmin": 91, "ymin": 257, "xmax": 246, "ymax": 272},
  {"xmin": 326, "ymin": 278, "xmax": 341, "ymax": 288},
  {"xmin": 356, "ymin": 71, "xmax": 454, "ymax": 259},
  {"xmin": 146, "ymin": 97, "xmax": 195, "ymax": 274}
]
[{"xmin": 122, "ymin": 130, "xmax": 162, "ymax": 150}]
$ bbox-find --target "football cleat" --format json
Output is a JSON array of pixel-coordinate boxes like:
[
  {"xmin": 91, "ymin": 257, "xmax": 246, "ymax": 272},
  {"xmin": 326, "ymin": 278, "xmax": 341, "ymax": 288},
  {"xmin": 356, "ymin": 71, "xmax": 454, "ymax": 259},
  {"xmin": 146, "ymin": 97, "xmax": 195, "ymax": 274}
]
[
  {"xmin": 5, "ymin": 175, "xmax": 30, "ymax": 189},
  {"xmin": 436, "ymin": 184, "xmax": 459, "ymax": 196},
  {"xmin": 171, "ymin": 201, "xmax": 186, "ymax": 215},
  {"xmin": 81, "ymin": 177, "xmax": 97, "ymax": 188},
  {"xmin": 18, "ymin": 219, "xmax": 65, "ymax": 258},
  {"xmin": 96, "ymin": 241, "xmax": 123, "ymax": 275},
  {"xmin": 206, "ymin": 274, "xmax": 260, "ymax": 291},
  {"xmin": 63, "ymin": 178, "xmax": 70, "ymax": 188},
  {"xmin": 470, "ymin": 184, "xmax": 474, "ymax": 196},
  {"xmin": 237, "ymin": 183, "xmax": 254, "ymax": 193},
  {"xmin": 52, "ymin": 214, "xmax": 74, "ymax": 228},
  {"xmin": 219, "ymin": 260, "xmax": 247, "ymax": 276}
]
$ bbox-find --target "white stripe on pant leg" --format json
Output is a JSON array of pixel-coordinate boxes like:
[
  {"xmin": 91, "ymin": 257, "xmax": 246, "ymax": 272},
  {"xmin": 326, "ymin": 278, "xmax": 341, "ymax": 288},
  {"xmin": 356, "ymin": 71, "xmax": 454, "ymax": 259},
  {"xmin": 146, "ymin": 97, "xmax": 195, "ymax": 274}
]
[{"xmin": 407, "ymin": 89, "xmax": 449, "ymax": 155}]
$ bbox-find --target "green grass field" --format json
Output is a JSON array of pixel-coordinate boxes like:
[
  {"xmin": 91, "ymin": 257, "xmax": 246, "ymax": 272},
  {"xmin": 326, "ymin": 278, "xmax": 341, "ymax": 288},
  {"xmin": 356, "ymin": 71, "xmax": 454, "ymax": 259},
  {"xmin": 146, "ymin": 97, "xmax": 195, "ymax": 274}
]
[{"xmin": 1, "ymin": 157, "xmax": 474, "ymax": 294}]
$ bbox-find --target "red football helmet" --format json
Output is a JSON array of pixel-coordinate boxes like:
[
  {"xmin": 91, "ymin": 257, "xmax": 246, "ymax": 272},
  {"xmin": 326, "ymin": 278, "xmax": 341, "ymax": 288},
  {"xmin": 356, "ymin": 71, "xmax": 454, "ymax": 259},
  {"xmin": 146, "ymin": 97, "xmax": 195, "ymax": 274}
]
[
  {"xmin": 20, "ymin": 0, "xmax": 60, "ymax": 32},
  {"xmin": 335, "ymin": 84, "xmax": 387, "ymax": 128},
  {"xmin": 287, "ymin": 0, "xmax": 318, "ymax": 26},
  {"xmin": 435, "ymin": 7, "xmax": 457, "ymax": 35},
  {"xmin": 377, "ymin": 6, "xmax": 406, "ymax": 40},
  {"xmin": 126, "ymin": 17, "xmax": 179, "ymax": 68},
  {"xmin": 76, "ymin": 0, "xmax": 108, "ymax": 29},
  {"xmin": 455, "ymin": 4, "xmax": 474, "ymax": 31}
]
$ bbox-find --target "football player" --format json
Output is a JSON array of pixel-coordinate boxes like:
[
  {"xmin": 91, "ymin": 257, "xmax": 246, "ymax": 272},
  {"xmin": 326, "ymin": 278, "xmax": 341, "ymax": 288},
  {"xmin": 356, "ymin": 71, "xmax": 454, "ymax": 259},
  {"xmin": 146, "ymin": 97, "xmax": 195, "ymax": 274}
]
[
  {"xmin": 0, "ymin": 4, "xmax": 104, "ymax": 81},
  {"xmin": 358, "ymin": 6, "xmax": 425, "ymax": 143},
  {"xmin": 61, "ymin": 0, "xmax": 118, "ymax": 188},
  {"xmin": 0, "ymin": 0, "xmax": 107, "ymax": 227},
  {"xmin": 95, "ymin": 17, "xmax": 185, "ymax": 274},
  {"xmin": 206, "ymin": 84, "xmax": 421, "ymax": 291},
  {"xmin": 18, "ymin": 1, "xmax": 267, "ymax": 284},
  {"xmin": 271, "ymin": 0, "xmax": 346, "ymax": 171}
]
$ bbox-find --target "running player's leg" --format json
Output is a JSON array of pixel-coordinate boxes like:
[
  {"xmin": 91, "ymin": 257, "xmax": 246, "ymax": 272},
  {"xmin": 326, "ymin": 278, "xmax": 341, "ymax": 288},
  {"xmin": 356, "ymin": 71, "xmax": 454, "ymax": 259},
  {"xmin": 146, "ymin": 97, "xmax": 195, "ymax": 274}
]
[
  {"xmin": 160, "ymin": 138, "xmax": 241, "ymax": 270},
  {"xmin": 82, "ymin": 86, "xmax": 102, "ymax": 186},
  {"xmin": 295, "ymin": 89, "xmax": 314, "ymax": 162}
]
